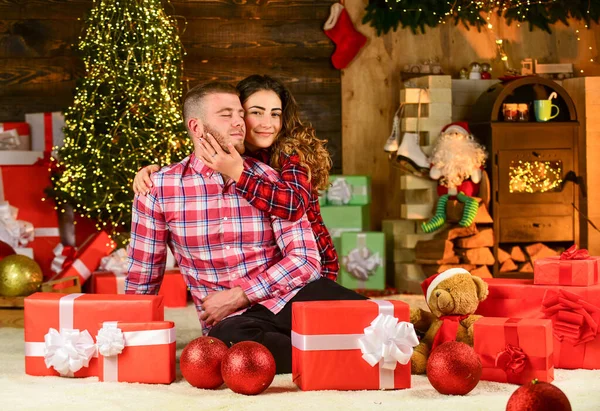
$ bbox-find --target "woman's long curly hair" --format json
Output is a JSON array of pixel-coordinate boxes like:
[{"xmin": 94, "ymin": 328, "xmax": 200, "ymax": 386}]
[{"xmin": 236, "ymin": 75, "xmax": 332, "ymax": 192}]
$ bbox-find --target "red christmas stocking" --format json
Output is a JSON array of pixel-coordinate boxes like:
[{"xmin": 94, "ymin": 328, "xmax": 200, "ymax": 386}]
[{"xmin": 323, "ymin": 3, "xmax": 367, "ymax": 69}]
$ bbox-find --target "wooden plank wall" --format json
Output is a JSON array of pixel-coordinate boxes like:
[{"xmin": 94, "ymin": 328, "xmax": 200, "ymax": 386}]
[
  {"xmin": 0, "ymin": 0, "xmax": 342, "ymax": 172},
  {"xmin": 343, "ymin": 0, "xmax": 600, "ymax": 230}
]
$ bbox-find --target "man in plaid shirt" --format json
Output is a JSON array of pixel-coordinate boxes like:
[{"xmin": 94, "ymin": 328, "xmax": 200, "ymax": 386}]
[{"xmin": 126, "ymin": 82, "xmax": 365, "ymax": 373}]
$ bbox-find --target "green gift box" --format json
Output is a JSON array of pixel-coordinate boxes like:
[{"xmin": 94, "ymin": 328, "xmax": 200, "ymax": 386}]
[
  {"xmin": 320, "ymin": 205, "xmax": 370, "ymax": 239},
  {"xmin": 339, "ymin": 232, "xmax": 386, "ymax": 290},
  {"xmin": 318, "ymin": 190, "xmax": 327, "ymax": 207},
  {"xmin": 327, "ymin": 175, "xmax": 371, "ymax": 205}
]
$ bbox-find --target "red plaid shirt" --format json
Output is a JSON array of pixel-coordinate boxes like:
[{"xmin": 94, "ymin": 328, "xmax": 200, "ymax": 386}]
[
  {"xmin": 126, "ymin": 153, "xmax": 321, "ymax": 334},
  {"xmin": 236, "ymin": 149, "xmax": 339, "ymax": 280}
]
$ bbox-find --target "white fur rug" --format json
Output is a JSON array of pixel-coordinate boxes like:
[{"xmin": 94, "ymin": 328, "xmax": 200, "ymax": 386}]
[{"xmin": 2, "ymin": 303, "xmax": 600, "ymax": 411}]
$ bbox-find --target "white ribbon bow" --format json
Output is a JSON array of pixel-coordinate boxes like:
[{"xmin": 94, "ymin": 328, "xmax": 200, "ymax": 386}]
[
  {"xmin": 343, "ymin": 247, "xmax": 382, "ymax": 281},
  {"xmin": 99, "ymin": 248, "xmax": 129, "ymax": 275},
  {"xmin": 43, "ymin": 328, "xmax": 96, "ymax": 377},
  {"xmin": 358, "ymin": 314, "xmax": 419, "ymax": 370},
  {"xmin": 96, "ymin": 323, "xmax": 125, "ymax": 357},
  {"xmin": 0, "ymin": 202, "xmax": 35, "ymax": 248},
  {"xmin": 50, "ymin": 244, "xmax": 77, "ymax": 274},
  {"xmin": 327, "ymin": 178, "xmax": 352, "ymax": 205},
  {"xmin": 0, "ymin": 129, "xmax": 21, "ymax": 150}
]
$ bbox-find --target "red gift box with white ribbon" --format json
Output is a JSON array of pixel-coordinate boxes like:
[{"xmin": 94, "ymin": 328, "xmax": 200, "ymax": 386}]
[
  {"xmin": 52, "ymin": 231, "xmax": 116, "ymax": 285},
  {"xmin": 292, "ymin": 299, "xmax": 417, "ymax": 391},
  {"xmin": 96, "ymin": 321, "xmax": 176, "ymax": 384},
  {"xmin": 25, "ymin": 112, "xmax": 65, "ymax": 153},
  {"xmin": 24, "ymin": 292, "xmax": 164, "ymax": 378},
  {"xmin": 0, "ymin": 163, "xmax": 61, "ymax": 279}
]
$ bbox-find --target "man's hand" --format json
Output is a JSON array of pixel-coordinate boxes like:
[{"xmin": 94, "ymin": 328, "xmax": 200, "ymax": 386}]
[
  {"xmin": 200, "ymin": 286, "xmax": 250, "ymax": 327},
  {"xmin": 198, "ymin": 133, "xmax": 244, "ymax": 182}
]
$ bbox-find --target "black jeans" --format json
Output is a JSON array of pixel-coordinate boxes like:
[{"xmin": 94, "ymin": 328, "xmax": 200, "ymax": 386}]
[{"xmin": 208, "ymin": 277, "xmax": 367, "ymax": 374}]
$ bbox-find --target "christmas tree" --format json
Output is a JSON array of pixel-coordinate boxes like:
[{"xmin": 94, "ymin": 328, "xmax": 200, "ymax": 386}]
[{"xmin": 51, "ymin": 0, "xmax": 190, "ymax": 245}]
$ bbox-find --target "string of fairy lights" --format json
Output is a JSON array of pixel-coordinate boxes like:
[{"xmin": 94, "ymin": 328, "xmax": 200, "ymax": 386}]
[
  {"xmin": 376, "ymin": 0, "xmax": 597, "ymax": 73},
  {"xmin": 383, "ymin": 0, "xmax": 558, "ymax": 21},
  {"xmin": 509, "ymin": 160, "xmax": 563, "ymax": 193},
  {"xmin": 49, "ymin": 0, "xmax": 190, "ymax": 245}
]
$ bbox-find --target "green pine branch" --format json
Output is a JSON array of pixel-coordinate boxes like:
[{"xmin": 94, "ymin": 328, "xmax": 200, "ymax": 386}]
[{"xmin": 364, "ymin": 0, "xmax": 600, "ymax": 36}]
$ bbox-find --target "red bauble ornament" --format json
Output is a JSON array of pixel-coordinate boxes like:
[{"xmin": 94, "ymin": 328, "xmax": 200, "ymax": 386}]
[
  {"xmin": 180, "ymin": 336, "xmax": 229, "ymax": 389},
  {"xmin": 221, "ymin": 341, "xmax": 276, "ymax": 395},
  {"xmin": 507, "ymin": 380, "xmax": 572, "ymax": 411},
  {"xmin": 0, "ymin": 241, "xmax": 16, "ymax": 262},
  {"xmin": 426, "ymin": 341, "xmax": 482, "ymax": 395}
]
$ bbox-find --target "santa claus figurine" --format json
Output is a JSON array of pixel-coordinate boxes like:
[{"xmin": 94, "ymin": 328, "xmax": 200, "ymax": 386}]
[{"xmin": 421, "ymin": 122, "xmax": 488, "ymax": 233}]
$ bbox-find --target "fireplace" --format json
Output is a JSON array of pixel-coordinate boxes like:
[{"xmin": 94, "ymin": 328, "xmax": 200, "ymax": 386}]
[{"xmin": 470, "ymin": 77, "xmax": 581, "ymax": 277}]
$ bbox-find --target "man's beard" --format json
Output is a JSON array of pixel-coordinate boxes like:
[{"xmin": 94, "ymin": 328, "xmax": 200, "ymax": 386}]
[
  {"xmin": 430, "ymin": 136, "xmax": 488, "ymax": 188},
  {"xmin": 203, "ymin": 124, "xmax": 245, "ymax": 155}
]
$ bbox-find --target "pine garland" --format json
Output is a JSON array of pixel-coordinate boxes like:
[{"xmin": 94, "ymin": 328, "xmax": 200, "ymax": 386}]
[{"xmin": 363, "ymin": 0, "xmax": 600, "ymax": 36}]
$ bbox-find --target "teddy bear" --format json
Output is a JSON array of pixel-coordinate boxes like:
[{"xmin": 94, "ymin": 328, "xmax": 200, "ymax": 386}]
[{"xmin": 410, "ymin": 267, "xmax": 489, "ymax": 374}]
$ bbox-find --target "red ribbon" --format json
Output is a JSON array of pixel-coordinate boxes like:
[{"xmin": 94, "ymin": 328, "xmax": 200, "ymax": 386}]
[
  {"xmin": 560, "ymin": 245, "xmax": 590, "ymax": 260},
  {"xmin": 541, "ymin": 289, "xmax": 599, "ymax": 347},
  {"xmin": 43, "ymin": 112, "xmax": 53, "ymax": 154},
  {"xmin": 431, "ymin": 314, "xmax": 469, "ymax": 352},
  {"xmin": 481, "ymin": 318, "xmax": 551, "ymax": 384},
  {"xmin": 495, "ymin": 344, "xmax": 527, "ymax": 375},
  {"xmin": 557, "ymin": 245, "xmax": 592, "ymax": 285}
]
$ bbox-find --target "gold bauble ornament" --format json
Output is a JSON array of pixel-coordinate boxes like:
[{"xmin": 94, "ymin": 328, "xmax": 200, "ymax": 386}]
[{"xmin": 0, "ymin": 255, "xmax": 43, "ymax": 297}]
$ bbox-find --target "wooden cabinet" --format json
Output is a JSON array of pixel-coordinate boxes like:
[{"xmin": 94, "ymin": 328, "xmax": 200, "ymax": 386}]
[{"xmin": 469, "ymin": 77, "xmax": 581, "ymax": 277}]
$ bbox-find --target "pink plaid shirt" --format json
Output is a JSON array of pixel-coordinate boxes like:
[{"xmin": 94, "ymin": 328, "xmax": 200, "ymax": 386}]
[{"xmin": 126, "ymin": 153, "xmax": 321, "ymax": 333}]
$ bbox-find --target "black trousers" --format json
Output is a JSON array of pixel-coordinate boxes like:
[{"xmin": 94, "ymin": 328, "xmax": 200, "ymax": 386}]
[{"xmin": 208, "ymin": 278, "xmax": 367, "ymax": 374}]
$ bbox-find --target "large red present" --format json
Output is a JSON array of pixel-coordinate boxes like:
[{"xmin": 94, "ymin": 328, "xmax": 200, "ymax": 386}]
[
  {"xmin": 292, "ymin": 299, "xmax": 418, "ymax": 391},
  {"xmin": 475, "ymin": 279, "xmax": 600, "ymax": 370},
  {"xmin": 97, "ymin": 321, "xmax": 176, "ymax": 384},
  {"xmin": 534, "ymin": 245, "xmax": 599, "ymax": 286},
  {"xmin": 24, "ymin": 292, "xmax": 164, "ymax": 377},
  {"xmin": 474, "ymin": 317, "xmax": 554, "ymax": 384},
  {"xmin": 53, "ymin": 231, "xmax": 116, "ymax": 285},
  {"xmin": 91, "ymin": 269, "xmax": 188, "ymax": 308},
  {"xmin": 0, "ymin": 163, "xmax": 61, "ymax": 279}
]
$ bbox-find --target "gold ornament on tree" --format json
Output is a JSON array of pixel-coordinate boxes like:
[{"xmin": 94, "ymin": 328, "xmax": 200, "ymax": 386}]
[{"xmin": 0, "ymin": 255, "xmax": 43, "ymax": 297}]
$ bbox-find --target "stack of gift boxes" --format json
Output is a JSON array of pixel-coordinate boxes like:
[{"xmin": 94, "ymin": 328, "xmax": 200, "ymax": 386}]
[
  {"xmin": 319, "ymin": 175, "xmax": 386, "ymax": 291},
  {"xmin": 25, "ymin": 292, "xmax": 176, "ymax": 384},
  {"xmin": 0, "ymin": 112, "xmax": 188, "ymax": 307},
  {"xmin": 291, "ymin": 245, "xmax": 599, "ymax": 391},
  {"xmin": 472, "ymin": 245, "xmax": 600, "ymax": 384},
  {"xmin": 0, "ymin": 113, "xmax": 66, "ymax": 277}
]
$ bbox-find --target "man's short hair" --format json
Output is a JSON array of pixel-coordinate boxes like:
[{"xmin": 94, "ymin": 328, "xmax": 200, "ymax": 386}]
[{"xmin": 182, "ymin": 82, "xmax": 239, "ymax": 126}]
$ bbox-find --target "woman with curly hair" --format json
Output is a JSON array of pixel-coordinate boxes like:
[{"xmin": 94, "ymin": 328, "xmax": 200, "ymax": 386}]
[{"xmin": 133, "ymin": 74, "xmax": 339, "ymax": 280}]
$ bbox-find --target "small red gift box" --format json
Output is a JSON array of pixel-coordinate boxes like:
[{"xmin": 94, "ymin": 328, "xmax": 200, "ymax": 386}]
[
  {"xmin": 24, "ymin": 292, "xmax": 164, "ymax": 377},
  {"xmin": 534, "ymin": 245, "xmax": 599, "ymax": 286},
  {"xmin": 292, "ymin": 299, "xmax": 417, "ymax": 391},
  {"xmin": 475, "ymin": 279, "xmax": 600, "ymax": 370},
  {"xmin": 91, "ymin": 270, "xmax": 188, "ymax": 308},
  {"xmin": 0, "ymin": 163, "xmax": 61, "ymax": 279},
  {"xmin": 474, "ymin": 317, "xmax": 554, "ymax": 384},
  {"xmin": 97, "ymin": 321, "xmax": 176, "ymax": 384},
  {"xmin": 53, "ymin": 231, "xmax": 116, "ymax": 285}
]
